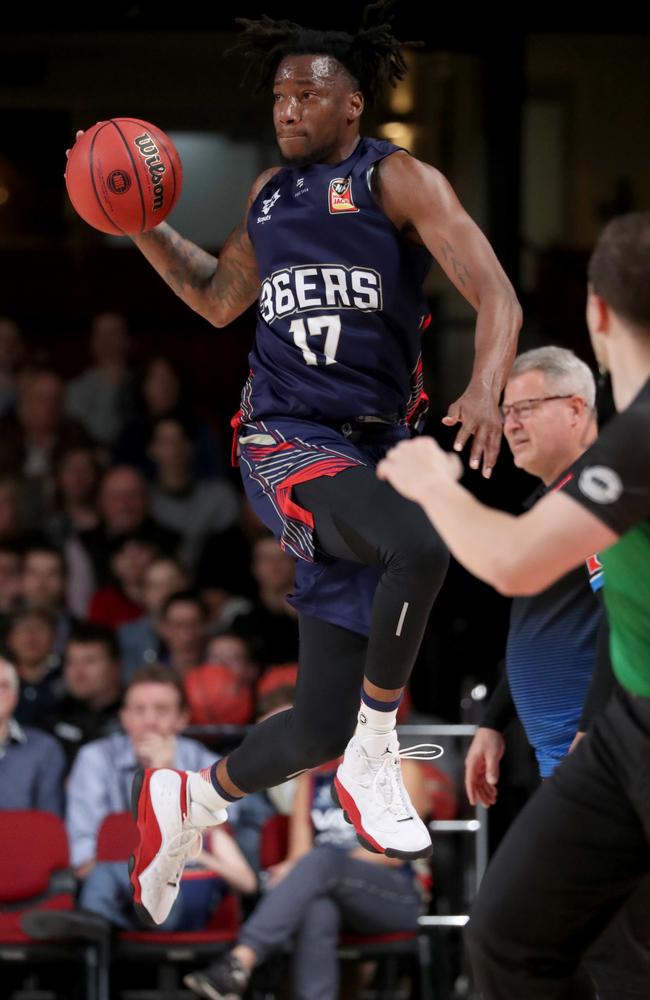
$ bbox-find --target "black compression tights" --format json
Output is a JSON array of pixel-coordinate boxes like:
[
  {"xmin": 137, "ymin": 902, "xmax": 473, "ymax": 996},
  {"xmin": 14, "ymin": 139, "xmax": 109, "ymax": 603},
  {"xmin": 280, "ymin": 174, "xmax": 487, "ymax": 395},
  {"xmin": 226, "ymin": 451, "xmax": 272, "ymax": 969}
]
[{"xmin": 226, "ymin": 466, "xmax": 449, "ymax": 793}]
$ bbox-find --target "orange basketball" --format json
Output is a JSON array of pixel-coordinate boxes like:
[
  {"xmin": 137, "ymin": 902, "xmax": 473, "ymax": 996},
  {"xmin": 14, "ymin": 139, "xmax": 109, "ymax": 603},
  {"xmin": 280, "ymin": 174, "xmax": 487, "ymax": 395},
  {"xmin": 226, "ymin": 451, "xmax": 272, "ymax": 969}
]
[
  {"xmin": 65, "ymin": 118, "xmax": 182, "ymax": 236},
  {"xmin": 185, "ymin": 664, "xmax": 254, "ymax": 726}
]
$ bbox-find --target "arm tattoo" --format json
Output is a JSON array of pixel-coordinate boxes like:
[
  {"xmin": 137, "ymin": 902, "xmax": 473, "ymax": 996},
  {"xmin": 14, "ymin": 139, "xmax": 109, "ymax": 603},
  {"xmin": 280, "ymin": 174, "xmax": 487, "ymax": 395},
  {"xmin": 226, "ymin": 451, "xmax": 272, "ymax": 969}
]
[
  {"xmin": 139, "ymin": 221, "xmax": 259, "ymax": 321},
  {"xmin": 207, "ymin": 222, "xmax": 260, "ymax": 315},
  {"xmin": 143, "ymin": 226, "xmax": 218, "ymax": 296},
  {"xmin": 442, "ymin": 240, "xmax": 472, "ymax": 287}
]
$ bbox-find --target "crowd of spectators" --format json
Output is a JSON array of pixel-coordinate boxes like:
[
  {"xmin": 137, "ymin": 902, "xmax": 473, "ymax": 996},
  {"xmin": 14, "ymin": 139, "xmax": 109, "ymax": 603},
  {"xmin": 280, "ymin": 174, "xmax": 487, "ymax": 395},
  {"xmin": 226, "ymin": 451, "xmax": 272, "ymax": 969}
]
[{"xmin": 0, "ymin": 311, "xmax": 457, "ymax": 998}]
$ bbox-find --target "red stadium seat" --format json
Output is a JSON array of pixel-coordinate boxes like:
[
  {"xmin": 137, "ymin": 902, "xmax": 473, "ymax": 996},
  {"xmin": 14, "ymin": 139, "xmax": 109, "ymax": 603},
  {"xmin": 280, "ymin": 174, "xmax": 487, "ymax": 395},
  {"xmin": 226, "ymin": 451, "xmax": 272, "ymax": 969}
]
[{"xmin": 0, "ymin": 810, "xmax": 104, "ymax": 1000}]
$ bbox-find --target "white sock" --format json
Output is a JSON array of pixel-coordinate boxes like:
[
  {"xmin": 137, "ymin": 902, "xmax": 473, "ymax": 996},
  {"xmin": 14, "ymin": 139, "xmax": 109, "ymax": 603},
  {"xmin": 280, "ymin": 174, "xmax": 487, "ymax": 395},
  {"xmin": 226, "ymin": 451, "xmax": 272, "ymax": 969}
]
[
  {"xmin": 356, "ymin": 700, "xmax": 398, "ymax": 736},
  {"xmin": 187, "ymin": 769, "xmax": 234, "ymax": 822}
]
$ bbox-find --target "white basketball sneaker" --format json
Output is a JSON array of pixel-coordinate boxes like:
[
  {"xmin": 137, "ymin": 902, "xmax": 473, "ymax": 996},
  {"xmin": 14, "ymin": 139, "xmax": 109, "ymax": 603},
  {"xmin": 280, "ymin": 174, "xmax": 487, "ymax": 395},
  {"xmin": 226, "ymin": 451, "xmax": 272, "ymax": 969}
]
[
  {"xmin": 333, "ymin": 730, "xmax": 441, "ymax": 860},
  {"xmin": 129, "ymin": 769, "xmax": 227, "ymax": 927}
]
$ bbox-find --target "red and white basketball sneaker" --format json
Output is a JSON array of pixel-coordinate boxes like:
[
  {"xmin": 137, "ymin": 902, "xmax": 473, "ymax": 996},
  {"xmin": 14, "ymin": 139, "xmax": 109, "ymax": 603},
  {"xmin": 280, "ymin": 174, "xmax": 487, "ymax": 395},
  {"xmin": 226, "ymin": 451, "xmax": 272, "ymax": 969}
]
[
  {"xmin": 333, "ymin": 730, "xmax": 440, "ymax": 860},
  {"xmin": 129, "ymin": 769, "xmax": 226, "ymax": 926}
]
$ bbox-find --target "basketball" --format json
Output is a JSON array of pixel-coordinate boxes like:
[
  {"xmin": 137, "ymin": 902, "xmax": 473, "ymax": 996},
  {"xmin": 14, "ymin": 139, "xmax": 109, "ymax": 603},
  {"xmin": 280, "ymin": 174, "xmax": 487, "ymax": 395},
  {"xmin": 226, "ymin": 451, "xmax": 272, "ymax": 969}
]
[{"xmin": 65, "ymin": 118, "xmax": 182, "ymax": 236}]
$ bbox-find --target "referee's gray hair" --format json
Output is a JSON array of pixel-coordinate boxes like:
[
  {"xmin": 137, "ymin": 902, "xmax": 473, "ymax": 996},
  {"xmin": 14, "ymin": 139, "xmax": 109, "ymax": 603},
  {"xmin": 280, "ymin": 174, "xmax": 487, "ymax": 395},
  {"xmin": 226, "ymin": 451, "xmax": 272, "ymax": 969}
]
[
  {"xmin": 510, "ymin": 346, "xmax": 596, "ymax": 408},
  {"xmin": 0, "ymin": 658, "xmax": 18, "ymax": 693}
]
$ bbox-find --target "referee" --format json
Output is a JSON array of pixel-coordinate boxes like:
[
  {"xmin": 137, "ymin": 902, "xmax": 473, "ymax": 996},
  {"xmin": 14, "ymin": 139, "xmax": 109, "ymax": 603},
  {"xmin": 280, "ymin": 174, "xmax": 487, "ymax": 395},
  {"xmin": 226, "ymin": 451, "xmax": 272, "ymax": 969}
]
[{"xmin": 379, "ymin": 211, "xmax": 650, "ymax": 999}]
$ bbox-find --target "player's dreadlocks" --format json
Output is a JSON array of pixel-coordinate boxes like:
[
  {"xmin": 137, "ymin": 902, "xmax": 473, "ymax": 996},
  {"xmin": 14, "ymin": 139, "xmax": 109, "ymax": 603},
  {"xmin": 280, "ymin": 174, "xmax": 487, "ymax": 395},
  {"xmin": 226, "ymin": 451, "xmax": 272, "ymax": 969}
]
[{"xmin": 232, "ymin": 1, "xmax": 420, "ymax": 105}]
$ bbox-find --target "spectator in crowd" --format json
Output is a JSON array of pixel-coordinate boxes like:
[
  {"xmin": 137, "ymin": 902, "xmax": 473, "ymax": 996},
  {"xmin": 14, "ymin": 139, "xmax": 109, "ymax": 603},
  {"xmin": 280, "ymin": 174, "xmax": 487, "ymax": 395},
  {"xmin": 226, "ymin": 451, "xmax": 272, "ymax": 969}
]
[
  {"xmin": 158, "ymin": 590, "xmax": 209, "ymax": 677},
  {"xmin": 78, "ymin": 465, "xmax": 179, "ymax": 591},
  {"xmin": 0, "ymin": 369, "xmax": 92, "ymax": 530},
  {"xmin": 0, "ymin": 658, "xmax": 65, "ymax": 815},
  {"xmin": 20, "ymin": 543, "xmax": 79, "ymax": 654},
  {"xmin": 87, "ymin": 533, "xmax": 156, "ymax": 629},
  {"xmin": 149, "ymin": 415, "xmax": 240, "ymax": 568},
  {"xmin": 115, "ymin": 356, "xmax": 225, "ymax": 478},
  {"xmin": 24, "ymin": 664, "xmax": 251, "ymax": 938},
  {"xmin": 65, "ymin": 664, "xmax": 220, "ymax": 878},
  {"xmin": 230, "ymin": 536, "xmax": 299, "ymax": 668},
  {"xmin": 45, "ymin": 622, "xmax": 122, "ymax": 768},
  {"xmin": 6, "ymin": 609, "xmax": 63, "ymax": 727},
  {"xmin": 65, "ymin": 311, "xmax": 134, "ymax": 445},
  {"xmin": 0, "ymin": 317, "xmax": 26, "ymax": 417},
  {"xmin": 46, "ymin": 445, "xmax": 103, "ymax": 546},
  {"xmin": 185, "ymin": 751, "xmax": 427, "ymax": 1000},
  {"xmin": 118, "ymin": 555, "xmax": 189, "ymax": 680},
  {"xmin": 206, "ymin": 632, "xmax": 259, "ymax": 686},
  {"xmin": 0, "ymin": 542, "xmax": 22, "ymax": 616}
]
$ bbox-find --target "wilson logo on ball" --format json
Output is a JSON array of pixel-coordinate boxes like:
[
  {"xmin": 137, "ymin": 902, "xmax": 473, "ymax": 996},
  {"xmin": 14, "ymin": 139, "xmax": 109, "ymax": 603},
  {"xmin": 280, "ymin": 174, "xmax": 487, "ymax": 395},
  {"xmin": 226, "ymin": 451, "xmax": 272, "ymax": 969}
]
[
  {"xmin": 134, "ymin": 132, "xmax": 166, "ymax": 211},
  {"xmin": 107, "ymin": 169, "xmax": 131, "ymax": 195}
]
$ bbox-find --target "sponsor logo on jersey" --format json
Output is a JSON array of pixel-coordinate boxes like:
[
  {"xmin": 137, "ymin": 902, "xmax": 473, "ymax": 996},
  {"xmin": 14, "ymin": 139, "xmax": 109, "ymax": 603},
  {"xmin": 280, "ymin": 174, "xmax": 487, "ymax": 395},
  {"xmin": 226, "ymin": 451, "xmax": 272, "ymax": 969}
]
[
  {"xmin": 259, "ymin": 264, "xmax": 382, "ymax": 323},
  {"xmin": 257, "ymin": 188, "xmax": 281, "ymax": 223},
  {"xmin": 328, "ymin": 176, "xmax": 359, "ymax": 214},
  {"xmin": 578, "ymin": 466, "xmax": 623, "ymax": 504},
  {"xmin": 585, "ymin": 553, "xmax": 604, "ymax": 592},
  {"xmin": 294, "ymin": 176, "xmax": 309, "ymax": 197}
]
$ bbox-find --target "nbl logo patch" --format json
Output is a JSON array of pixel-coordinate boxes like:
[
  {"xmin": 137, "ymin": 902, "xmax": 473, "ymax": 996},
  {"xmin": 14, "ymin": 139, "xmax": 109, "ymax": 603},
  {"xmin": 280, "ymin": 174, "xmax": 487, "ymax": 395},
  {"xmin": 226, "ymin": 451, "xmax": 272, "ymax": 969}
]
[
  {"xmin": 328, "ymin": 176, "xmax": 359, "ymax": 214},
  {"xmin": 107, "ymin": 169, "xmax": 131, "ymax": 195}
]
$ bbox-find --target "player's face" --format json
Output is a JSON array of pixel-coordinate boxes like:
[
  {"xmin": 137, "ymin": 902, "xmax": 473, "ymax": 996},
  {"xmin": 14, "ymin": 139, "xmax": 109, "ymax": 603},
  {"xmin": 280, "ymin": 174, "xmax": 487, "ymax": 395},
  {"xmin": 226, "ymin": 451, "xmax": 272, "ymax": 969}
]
[
  {"xmin": 273, "ymin": 55, "xmax": 362, "ymax": 166},
  {"xmin": 502, "ymin": 370, "xmax": 583, "ymax": 480}
]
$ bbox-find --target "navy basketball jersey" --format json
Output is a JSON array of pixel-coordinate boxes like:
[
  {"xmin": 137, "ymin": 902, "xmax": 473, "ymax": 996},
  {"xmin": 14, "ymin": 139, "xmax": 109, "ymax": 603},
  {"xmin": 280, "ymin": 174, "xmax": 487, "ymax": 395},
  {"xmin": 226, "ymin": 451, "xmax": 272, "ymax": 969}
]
[{"xmin": 243, "ymin": 137, "xmax": 432, "ymax": 424}]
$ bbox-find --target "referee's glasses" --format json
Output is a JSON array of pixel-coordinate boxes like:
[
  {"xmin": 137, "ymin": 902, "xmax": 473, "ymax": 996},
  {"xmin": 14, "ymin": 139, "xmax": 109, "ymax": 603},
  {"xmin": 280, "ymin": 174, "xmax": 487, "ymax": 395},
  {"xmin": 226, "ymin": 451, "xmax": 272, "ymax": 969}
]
[{"xmin": 499, "ymin": 394, "xmax": 574, "ymax": 424}]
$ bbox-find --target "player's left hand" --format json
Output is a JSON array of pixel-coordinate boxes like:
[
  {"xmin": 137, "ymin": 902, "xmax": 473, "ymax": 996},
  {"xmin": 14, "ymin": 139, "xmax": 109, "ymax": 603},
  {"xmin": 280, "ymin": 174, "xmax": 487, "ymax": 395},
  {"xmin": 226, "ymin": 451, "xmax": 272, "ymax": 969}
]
[
  {"xmin": 442, "ymin": 382, "xmax": 502, "ymax": 478},
  {"xmin": 377, "ymin": 437, "xmax": 462, "ymax": 503}
]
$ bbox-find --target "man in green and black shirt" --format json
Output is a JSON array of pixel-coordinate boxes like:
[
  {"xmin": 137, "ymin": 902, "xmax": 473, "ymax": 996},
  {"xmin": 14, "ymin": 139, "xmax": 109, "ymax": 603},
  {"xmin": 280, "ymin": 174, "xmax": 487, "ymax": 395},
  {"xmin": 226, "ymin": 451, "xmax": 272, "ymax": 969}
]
[{"xmin": 378, "ymin": 211, "xmax": 650, "ymax": 999}]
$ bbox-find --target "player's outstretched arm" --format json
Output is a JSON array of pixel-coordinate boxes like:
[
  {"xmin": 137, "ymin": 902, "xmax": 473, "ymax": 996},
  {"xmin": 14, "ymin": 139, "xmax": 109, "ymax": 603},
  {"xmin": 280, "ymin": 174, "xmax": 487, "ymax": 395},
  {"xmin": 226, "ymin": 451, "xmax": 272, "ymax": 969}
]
[
  {"xmin": 132, "ymin": 167, "xmax": 280, "ymax": 328},
  {"xmin": 376, "ymin": 153, "xmax": 523, "ymax": 477},
  {"xmin": 377, "ymin": 437, "xmax": 618, "ymax": 595}
]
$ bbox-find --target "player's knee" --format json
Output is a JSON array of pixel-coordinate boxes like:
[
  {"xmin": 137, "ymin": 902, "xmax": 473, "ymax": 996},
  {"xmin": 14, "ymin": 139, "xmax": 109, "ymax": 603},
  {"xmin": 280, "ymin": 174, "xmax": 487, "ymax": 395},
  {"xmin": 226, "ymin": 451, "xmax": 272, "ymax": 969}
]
[{"xmin": 392, "ymin": 522, "xmax": 449, "ymax": 587}]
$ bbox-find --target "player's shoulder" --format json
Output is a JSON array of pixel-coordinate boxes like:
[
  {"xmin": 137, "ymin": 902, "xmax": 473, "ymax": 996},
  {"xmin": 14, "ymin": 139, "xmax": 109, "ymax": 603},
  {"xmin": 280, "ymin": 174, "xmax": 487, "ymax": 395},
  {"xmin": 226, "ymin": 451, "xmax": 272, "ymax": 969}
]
[
  {"xmin": 248, "ymin": 166, "xmax": 284, "ymax": 205},
  {"xmin": 373, "ymin": 150, "xmax": 450, "ymax": 205}
]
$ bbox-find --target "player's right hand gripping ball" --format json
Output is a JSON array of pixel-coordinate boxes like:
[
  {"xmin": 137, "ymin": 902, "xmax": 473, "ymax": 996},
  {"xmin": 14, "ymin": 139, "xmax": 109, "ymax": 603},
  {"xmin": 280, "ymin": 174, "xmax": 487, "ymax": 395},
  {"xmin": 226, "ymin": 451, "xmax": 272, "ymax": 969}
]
[{"xmin": 65, "ymin": 118, "xmax": 183, "ymax": 236}]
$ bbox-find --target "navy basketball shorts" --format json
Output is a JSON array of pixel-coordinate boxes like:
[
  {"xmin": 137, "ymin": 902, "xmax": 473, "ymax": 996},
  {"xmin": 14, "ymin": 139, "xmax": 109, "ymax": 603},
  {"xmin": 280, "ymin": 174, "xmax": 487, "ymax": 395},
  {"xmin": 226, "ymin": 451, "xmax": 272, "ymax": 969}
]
[{"xmin": 237, "ymin": 416, "xmax": 409, "ymax": 637}]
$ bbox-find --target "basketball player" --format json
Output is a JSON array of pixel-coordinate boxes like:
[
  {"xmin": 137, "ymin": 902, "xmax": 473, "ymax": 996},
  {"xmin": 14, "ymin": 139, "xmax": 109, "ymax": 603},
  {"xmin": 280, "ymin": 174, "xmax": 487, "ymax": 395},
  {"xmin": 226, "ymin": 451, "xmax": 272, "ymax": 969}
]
[
  {"xmin": 125, "ymin": 4, "xmax": 522, "ymax": 927},
  {"xmin": 378, "ymin": 211, "xmax": 650, "ymax": 998}
]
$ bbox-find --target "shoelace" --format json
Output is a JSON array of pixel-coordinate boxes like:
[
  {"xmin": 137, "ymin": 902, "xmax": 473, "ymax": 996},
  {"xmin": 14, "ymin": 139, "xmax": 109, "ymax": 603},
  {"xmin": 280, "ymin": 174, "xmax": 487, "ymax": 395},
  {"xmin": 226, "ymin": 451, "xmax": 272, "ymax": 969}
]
[
  {"xmin": 370, "ymin": 743, "xmax": 444, "ymax": 819},
  {"xmin": 158, "ymin": 827, "xmax": 203, "ymax": 887}
]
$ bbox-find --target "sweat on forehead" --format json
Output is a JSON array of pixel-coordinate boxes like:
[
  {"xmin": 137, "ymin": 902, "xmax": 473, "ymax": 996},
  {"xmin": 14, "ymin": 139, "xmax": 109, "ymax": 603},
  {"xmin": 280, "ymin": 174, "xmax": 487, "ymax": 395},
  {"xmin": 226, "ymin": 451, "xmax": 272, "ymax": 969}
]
[{"xmin": 274, "ymin": 54, "xmax": 356, "ymax": 88}]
